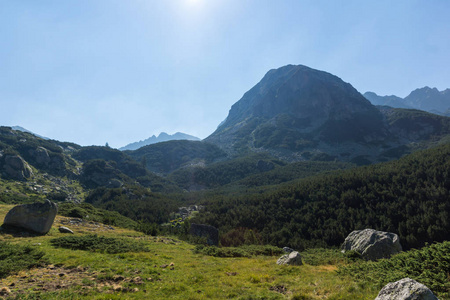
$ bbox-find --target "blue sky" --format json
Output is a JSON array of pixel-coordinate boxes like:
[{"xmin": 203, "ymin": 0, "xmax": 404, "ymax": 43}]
[{"xmin": 1, "ymin": 0, "xmax": 449, "ymax": 148}]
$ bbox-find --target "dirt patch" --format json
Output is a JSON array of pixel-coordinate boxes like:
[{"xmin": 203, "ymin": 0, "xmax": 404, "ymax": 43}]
[{"xmin": 318, "ymin": 265, "xmax": 338, "ymax": 272}]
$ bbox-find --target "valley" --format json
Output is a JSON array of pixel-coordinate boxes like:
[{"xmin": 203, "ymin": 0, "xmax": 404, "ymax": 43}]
[{"xmin": 1, "ymin": 64, "xmax": 450, "ymax": 299}]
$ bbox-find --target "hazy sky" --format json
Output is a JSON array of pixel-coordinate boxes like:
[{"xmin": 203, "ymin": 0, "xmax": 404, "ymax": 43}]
[{"xmin": 1, "ymin": 0, "xmax": 449, "ymax": 148}]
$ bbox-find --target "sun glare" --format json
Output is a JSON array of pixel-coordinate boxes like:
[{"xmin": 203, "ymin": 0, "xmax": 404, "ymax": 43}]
[{"xmin": 186, "ymin": 0, "xmax": 202, "ymax": 6}]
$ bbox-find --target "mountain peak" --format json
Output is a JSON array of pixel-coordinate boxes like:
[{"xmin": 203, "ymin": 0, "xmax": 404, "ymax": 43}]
[
  {"xmin": 207, "ymin": 64, "xmax": 386, "ymax": 159},
  {"xmin": 217, "ymin": 64, "xmax": 373, "ymax": 130},
  {"xmin": 120, "ymin": 132, "xmax": 200, "ymax": 151}
]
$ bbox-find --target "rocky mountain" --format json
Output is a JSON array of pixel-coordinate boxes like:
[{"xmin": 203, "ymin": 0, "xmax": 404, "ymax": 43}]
[
  {"xmin": 205, "ymin": 65, "xmax": 450, "ymax": 165},
  {"xmin": 120, "ymin": 132, "xmax": 200, "ymax": 151},
  {"xmin": 364, "ymin": 87, "xmax": 450, "ymax": 115}
]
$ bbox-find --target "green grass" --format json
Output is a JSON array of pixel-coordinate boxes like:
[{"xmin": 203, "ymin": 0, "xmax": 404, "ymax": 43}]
[
  {"xmin": 0, "ymin": 241, "xmax": 48, "ymax": 278},
  {"xmin": 0, "ymin": 203, "xmax": 426, "ymax": 299},
  {"xmin": 194, "ymin": 244, "xmax": 283, "ymax": 258}
]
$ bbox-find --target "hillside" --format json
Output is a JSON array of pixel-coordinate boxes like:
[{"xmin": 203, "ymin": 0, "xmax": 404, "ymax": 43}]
[
  {"xmin": 126, "ymin": 140, "xmax": 227, "ymax": 174},
  {"xmin": 168, "ymin": 153, "xmax": 353, "ymax": 191},
  {"xmin": 191, "ymin": 142, "xmax": 450, "ymax": 251}
]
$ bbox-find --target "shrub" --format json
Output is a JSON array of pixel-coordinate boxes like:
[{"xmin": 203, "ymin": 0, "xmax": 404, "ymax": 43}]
[
  {"xmin": 194, "ymin": 244, "xmax": 282, "ymax": 258},
  {"xmin": 0, "ymin": 242, "xmax": 47, "ymax": 278},
  {"xmin": 338, "ymin": 241, "xmax": 450, "ymax": 298},
  {"xmin": 50, "ymin": 234, "xmax": 149, "ymax": 254},
  {"xmin": 301, "ymin": 248, "xmax": 350, "ymax": 266}
]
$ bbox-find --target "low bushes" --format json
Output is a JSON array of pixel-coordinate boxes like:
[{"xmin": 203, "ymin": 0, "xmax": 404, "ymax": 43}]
[
  {"xmin": 0, "ymin": 242, "xmax": 47, "ymax": 278},
  {"xmin": 194, "ymin": 244, "xmax": 283, "ymax": 258},
  {"xmin": 339, "ymin": 241, "xmax": 450, "ymax": 298},
  {"xmin": 50, "ymin": 234, "xmax": 149, "ymax": 254}
]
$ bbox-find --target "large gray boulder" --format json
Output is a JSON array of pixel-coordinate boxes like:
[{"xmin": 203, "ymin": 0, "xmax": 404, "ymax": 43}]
[
  {"xmin": 277, "ymin": 251, "xmax": 302, "ymax": 265},
  {"xmin": 341, "ymin": 228, "xmax": 402, "ymax": 260},
  {"xmin": 375, "ymin": 278, "xmax": 438, "ymax": 300},
  {"xmin": 3, "ymin": 200, "xmax": 57, "ymax": 234}
]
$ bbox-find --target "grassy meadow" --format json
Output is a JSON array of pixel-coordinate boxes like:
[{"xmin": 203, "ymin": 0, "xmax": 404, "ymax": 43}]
[{"xmin": 0, "ymin": 204, "xmax": 381, "ymax": 299}]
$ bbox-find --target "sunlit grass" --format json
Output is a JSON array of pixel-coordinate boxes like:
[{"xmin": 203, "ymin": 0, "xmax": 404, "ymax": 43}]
[{"xmin": 0, "ymin": 204, "xmax": 380, "ymax": 299}]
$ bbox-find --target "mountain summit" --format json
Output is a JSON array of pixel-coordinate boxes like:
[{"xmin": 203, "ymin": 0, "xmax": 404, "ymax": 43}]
[
  {"xmin": 206, "ymin": 65, "xmax": 387, "ymax": 161},
  {"xmin": 205, "ymin": 65, "xmax": 450, "ymax": 164}
]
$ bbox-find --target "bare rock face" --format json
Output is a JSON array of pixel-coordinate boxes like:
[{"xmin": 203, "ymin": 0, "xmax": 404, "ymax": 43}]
[
  {"xmin": 276, "ymin": 251, "xmax": 302, "ymax": 265},
  {"xmin": 2, "ymin": 155, "xmax": 33, "ymax": 180},
  {"xmin": 375, "ymin": 278, "xmax": 438, "ymax": 300},
  {"xmin": 29, "ymin": 147, "xmax": 51, "ymax": 166},
  {"xmin": 190, "ymin": 223, "xmax": 219, "ymax": 246},
  {"xmin": 341, "ymin": 228, "xmax": 402, "ymax": 261},
  {"xmin": 3, "ymin": 200, "xmax": 57, "ymax": 234}
]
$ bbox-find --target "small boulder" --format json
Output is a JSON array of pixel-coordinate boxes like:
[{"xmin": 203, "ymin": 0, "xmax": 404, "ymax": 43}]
[
  {"xmin": 3, "ymin": 200, "xmax": 57, "ymax": 234},
  {"xmin": 341, "ymin": 228, "xmax": 402, "ymax": 260},
  {"xmin": 277, "ymin": 251, "xmax": 302, "ymax": 265},
  {"xmin": 375, "ymin": 278, "xmax": 438, "ymax": 300},
  {"xmin": 58, "ymin": 226, "xmax": 74, "ymax": 234}
]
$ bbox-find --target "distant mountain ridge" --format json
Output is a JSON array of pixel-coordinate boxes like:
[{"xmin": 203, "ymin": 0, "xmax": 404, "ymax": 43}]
[
  {"xmin": 11, "ymin": 126, "xmax": 49, "ymax": 140},
  {"xmin": 364, "ymin": 87, "xmax": 450, "ymax": 115},
  {"xmin": 119, "ymin": 132, "xmax": 200, "ymax": 151}
]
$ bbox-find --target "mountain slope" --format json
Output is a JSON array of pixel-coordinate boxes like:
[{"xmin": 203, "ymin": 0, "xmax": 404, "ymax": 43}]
[
  {"xmin": 126, "ymin": 140, "xmax": 227, "ymax": 174},
  {"xmin": 120, "ymin": 132, "xmax": 200, "ymax": 151},
  {"xmin": 11, "ymin": 126, "xmax": 49, "ymax": 140},
  {"xmin": 191, "ymin": 142, "xmax": 450, "ymax": 251}
]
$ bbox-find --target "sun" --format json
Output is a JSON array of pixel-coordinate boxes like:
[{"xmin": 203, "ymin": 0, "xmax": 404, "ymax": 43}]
[{"xmin": 186, "ymin": 0, "xmax": 202, "ymax": 6}]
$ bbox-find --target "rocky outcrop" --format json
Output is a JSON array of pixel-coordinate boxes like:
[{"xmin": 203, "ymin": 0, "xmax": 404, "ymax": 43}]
[
  {"xmin": 2, "ymin": 155, "xmax": 33, "ymax": 180},
  {"xmin": 341, "ymin": 229, "xmax": 402, "ymax": 261},
  {"xmin": 29, "ymin": 147, "xmax": 51, "ymax": 165},
  {"xmin": 3, "ymin": 200, "xmax": 57, "ymax": 234},
  {"xmin": 375, "ymin": 278, "xmax": 438, "ymax": 300},
  {"xmin": 277, "ymin": 251, "xmax": 302, "ymax": 265},
  {"xmin": 190, "ymin": 223, "xmax": 219, "ymax": 246}
]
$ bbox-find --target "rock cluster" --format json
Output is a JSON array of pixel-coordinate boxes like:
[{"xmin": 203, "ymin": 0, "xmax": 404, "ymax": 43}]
[
  {"xmin": 178, "ymin": 205, "xmax": 203, "ymax": 220},
  {"xmin": 341, "ymin": 228, "xmax": 402, "ymax": 260}
]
